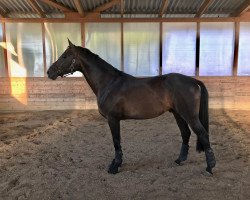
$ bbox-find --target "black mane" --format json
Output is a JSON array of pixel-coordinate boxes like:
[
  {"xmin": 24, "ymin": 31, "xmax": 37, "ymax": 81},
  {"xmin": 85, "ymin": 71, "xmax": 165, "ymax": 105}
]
[{"xmin": 76, "ymin": 46, "xmax": 123, "ymax": 76}]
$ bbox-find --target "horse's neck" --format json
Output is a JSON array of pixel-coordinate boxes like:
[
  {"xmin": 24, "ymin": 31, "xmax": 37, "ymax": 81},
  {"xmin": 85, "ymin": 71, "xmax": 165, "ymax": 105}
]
[{"xmin": 78, "ymin": 57, "xmax": 118, "ymax": 96}]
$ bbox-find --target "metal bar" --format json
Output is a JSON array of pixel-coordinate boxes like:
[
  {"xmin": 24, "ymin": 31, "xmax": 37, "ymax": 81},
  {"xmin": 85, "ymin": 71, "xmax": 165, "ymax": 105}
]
[
  {"xmin": 196, "ymin": 22, "xmax": 200, "ymax": 76},
  {"xmin": 121, "ymin": 22, "xmax": 124, "ymax": 71},
  {"xmin": 159, "ymin": 22, "xmax": 162, "ymax": 75},
  {"xmin": 233, "ymin": 22, "xmax": 240, "ymax": 76}
]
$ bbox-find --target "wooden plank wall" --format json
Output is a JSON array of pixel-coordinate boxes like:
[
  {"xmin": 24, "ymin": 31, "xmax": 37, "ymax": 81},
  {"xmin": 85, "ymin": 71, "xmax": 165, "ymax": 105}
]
[
  {"xmin": 0, "ymin": 77, "xmax": 96, "ymax": 111},
  {"xmin": 0, "ymin": 77, "xmax": 250, "ymax": 111},
  {"xmin": 198, "ymin": 77, "xmax": 250, "ymax": 110}
]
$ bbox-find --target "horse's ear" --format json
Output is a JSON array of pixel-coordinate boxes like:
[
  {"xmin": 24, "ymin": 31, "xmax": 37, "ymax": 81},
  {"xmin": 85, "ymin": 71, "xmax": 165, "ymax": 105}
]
[{"xmin": 68, "ymin": 38, "xmax": 74, "ymax": 48}]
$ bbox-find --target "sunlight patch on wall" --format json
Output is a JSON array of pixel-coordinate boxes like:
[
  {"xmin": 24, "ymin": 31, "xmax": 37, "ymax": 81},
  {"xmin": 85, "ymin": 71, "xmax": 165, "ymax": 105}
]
[
  {"xmin": 0, "ymin": 41, "xmax": 28, "ymax": 105},
  {"xmin": 0, "ymin": 42, "xmax": 18, "ymax": 56},
  {"xmin": 9, "ymin": 60, "xmax": 27, "ymax": 105}
]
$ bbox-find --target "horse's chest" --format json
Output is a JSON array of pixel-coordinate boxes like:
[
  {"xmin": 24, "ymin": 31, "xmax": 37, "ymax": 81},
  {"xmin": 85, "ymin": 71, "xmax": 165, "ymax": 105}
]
[{"xmin": 97, "ymin": 91, "xmax": 120, "ymax": 117}]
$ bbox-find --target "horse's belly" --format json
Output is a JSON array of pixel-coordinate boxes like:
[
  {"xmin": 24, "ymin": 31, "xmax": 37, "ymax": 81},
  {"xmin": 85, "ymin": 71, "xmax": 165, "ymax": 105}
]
[
  {"xmin": 123, "ymin": 99, "xmax": 168, "ymax": 119},
  {"xmin": 99, "ymin": 82, "xmax": 172, "ymax": 120}
]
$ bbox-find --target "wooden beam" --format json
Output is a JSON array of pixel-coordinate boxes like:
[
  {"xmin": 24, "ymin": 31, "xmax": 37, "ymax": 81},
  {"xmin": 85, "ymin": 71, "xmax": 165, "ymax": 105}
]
[
  {"xmin": 73, "ymin": 0, "xmax": 85, "ymax": 17},
  {"xmin": 1, "ymin": 16, "xmax": 250, "ymax": 23},
  {"xmin": 41, "ymin": 23, "xmax": 47, "ymax": 77},
  {"xmin": 93, "ymin": 0, "xmax": 120, "ymax": 13},
  {"xmin": 81, "ymin": 22, "xmax": 85, "ymax": 47},
  {"xmin": 232, "ymin": 0, "xmax": 250, "ymax": 17},
  {"xmin": 195, "ymin": 0, "xmax": 214, "ymax": 18},
  {"xmin": 120, "ymin": 0, "xmax": 124, "ymax": 17},
  {"xmin": 2, "ymin": 23, "xmax": 9, "ymax": 76},
  {"xmin": 159, "ymin": 0, "xmax": 169, "ymax": 18},
  {"xmin": 27, "ymin": 0, "xmax": 46, "ymax": 18},
  {"xmin": 40, "ymin": 0, "xmax": 74, "ymax": 12}
]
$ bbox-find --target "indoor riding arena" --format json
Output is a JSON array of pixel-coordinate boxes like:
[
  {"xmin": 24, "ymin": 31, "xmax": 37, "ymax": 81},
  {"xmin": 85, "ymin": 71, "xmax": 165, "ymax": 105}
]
[{"xmin": 1, "ymin": 0, "xmax": 250, "ymax": 199}]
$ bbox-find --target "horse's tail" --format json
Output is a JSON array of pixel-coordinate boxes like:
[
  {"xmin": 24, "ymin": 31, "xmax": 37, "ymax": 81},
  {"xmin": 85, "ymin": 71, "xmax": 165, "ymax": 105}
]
[{"xmin": 196, "ymin": 80, "xmax": 209, "ymax": 152}]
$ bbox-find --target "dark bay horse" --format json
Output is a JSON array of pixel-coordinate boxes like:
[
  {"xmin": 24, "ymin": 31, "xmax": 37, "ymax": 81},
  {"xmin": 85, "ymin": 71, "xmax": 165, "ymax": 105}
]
[{"xmin": 47, "ymin": 39, "xmax": 216, "ymax": 175}]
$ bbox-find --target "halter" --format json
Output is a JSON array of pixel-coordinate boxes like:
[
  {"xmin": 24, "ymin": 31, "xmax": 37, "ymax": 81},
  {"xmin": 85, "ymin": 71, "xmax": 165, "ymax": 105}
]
[{"xmin": 62, "ymin": 58, "xmax": 76, "ymax": 77}]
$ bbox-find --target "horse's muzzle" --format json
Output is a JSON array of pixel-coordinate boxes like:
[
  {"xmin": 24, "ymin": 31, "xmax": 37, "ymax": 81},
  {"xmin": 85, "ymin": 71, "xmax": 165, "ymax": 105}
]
[{"xmin": 47, "ymin": 69, "xmax": 58, "ymax": 80}]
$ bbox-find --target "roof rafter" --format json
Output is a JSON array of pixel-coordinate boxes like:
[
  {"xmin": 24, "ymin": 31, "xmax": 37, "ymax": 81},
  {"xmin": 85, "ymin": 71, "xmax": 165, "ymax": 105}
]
[
  {"xmin": 73, "ymin": 0, "xmax": 84, "ymax": 17},
  {"xmin": 232, "ymin": 0, "xmax": 250, "ymax": 17},
  {"xmin": 40, "ymin": 0, "xmax": 74, "ymax": 12},
  {"xmin": 159, "ymin": 0, "xmax": 169, "ymax": 18},
  {"xmin": 195, "ymin": 0, "xmax": 214, "ymax": 18},
  {"xmin": 0, "ymin": 11, "xmax": 5, "ymax": 18},
  {"xmin": 0, "ymin": 1, "xmax": 9, "ymax": 18},
  {"xmin": 27, "ymin": 0, "xmax": 46, "ymax": 18},
  {"xmin": 93, "ymin": 0, "xmax": 120, "ymax": 13},
  {"xmin": 120, "ymin": 0, "xmax": 124, "ymax": 17},
  {"xmin": 0, "ymin": 10, "xmax": 9, "ymax": 18}
]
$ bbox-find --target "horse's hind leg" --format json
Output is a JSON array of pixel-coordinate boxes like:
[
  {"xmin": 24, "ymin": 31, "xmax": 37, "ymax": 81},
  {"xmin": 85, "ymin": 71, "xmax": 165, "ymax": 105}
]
[
  {"xmin": 173, "ymin": 112, "xmax": 191, "ymax": 165},
  {"xmin": 107, "ymin": 118, "xmax": 123, "ymax": 174},
  {"xmin": 188, "ymin": 119, "xmax": 216, "ymax": 174}
]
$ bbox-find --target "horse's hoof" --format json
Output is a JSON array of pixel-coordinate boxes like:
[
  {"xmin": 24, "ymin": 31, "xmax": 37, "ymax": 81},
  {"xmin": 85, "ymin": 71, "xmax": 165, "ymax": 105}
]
[
  {"xmin": 202, "ymin": 170, "xmax": 213, "ymax": 177},
  {"xmin": 196, "ymin": 143, "xmax": 204, "ymax": 153},
  {"xmin": 196, "ymin": 149, "xmax": 203, "ymax": 153},
  {"xmin": 175, "ymin": 159, "xmax": 182, "ymax": 166},
  {"xmin": 108, "ymin": 162, "xmax": 120, "ymax": 174},
  {"xmin": 201, "ymin": 167, "xmax": 213, "ymax": 177},
  {"xmin": 108, "ymin": 166, "xmax": 119, "ymax": 174}
]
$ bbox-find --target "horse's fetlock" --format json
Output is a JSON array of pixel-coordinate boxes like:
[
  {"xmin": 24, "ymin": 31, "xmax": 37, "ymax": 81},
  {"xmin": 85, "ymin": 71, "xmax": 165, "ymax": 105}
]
[
  {"xmin": 179, "ymin": 144, "xmax": 189, "ymax": 160},
  {"xmin": 205, "ymin": 148, "xmax": 216, "ymax": 168},
  {"xmin": 114, "ymin": 157, "xmax": 122, "ymax": 165},
  {"xmin": 115, "ymin": 150, "xmax": 123, "ymax": 157}
]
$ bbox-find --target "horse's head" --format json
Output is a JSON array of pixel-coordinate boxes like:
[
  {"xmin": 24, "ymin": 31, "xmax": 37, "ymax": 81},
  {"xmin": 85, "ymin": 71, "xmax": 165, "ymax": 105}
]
[{"xmin": 47, "ymin": 39, "xmax": 80, "ymax": 80}]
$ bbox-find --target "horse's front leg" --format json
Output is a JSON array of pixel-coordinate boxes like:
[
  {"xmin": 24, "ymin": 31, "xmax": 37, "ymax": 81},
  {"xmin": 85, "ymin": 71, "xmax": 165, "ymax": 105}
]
[{"xmin": 107, "ymin": 118, "xmax": 123, "ymax": 174}]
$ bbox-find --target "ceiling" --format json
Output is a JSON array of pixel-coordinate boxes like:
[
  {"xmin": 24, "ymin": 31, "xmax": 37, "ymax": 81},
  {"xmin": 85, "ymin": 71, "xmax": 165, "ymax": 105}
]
[{"xmin": 0, "ymin": 0, "xmax": 250, "ymax": 19}]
